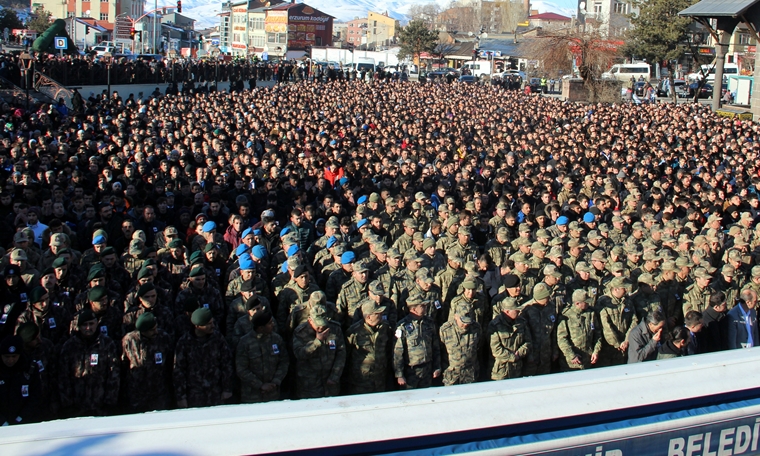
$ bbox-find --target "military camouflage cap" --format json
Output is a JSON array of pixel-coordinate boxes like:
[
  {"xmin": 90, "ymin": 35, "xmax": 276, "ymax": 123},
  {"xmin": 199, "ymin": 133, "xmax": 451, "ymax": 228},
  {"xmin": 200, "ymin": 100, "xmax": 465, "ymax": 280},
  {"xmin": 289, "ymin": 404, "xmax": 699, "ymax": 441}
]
[
  {"xmin": 361, "ymin": 299, "xmax": 386, "ymax": 316},
  {"xmin": 575, "ymin": 261, "xmax": 592, "ymax": 273},
  {"xmin": 572, "ymin": 289, "xmax": 589, "ymax": 304},
  {"xmin": 533, "ymin": 283, "xmax": 551, "ymax": 300}
]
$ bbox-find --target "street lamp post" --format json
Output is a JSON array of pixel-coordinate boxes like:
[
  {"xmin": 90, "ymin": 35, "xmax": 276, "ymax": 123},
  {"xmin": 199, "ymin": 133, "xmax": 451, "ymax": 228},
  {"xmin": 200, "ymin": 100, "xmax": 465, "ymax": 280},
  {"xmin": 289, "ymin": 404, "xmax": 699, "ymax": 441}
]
[
  {"xmin": 19, "ymin": 52, "xmax": 32, "ymax": 111},
  {"xmin": 103, "ymin": 51, "xmax": 112, "ymax": 96}
]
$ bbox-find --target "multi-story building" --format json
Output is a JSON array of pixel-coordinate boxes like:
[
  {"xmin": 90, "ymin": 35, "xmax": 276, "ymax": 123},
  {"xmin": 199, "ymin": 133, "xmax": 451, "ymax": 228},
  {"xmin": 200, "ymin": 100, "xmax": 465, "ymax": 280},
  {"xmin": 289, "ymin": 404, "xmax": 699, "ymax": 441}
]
[
  {"xmin": 366, "ymin": 11, "xmax": 398, "ymax": 48},
  {"xmin": 248, "ymin": 7, "xmax": 268, "ymax": 55},
  {"xmin": 578, "ymin": 0, "xmax": 636, "ymax": 37},
  {"xmin": 229, "ymin": 0, "xmax": 249, "ymax": 55},
  {"xmin": 32, "ymin": 0, "xmax": 141, "ymax": 22},
  {"xmin": 346, "ymin": 17, "xmax": 366, "ymax": 46}
]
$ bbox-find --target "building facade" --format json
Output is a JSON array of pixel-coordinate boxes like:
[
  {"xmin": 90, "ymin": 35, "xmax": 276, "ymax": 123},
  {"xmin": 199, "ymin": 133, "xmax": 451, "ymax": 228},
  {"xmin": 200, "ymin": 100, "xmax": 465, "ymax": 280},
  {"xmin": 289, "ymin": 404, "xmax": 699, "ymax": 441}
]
[
  {"xmin": 32, "ymin": 0, "xmax": 141, "ymax": 23},
  {"xmin": 366, "ymin": 11, "xmax": 398, "ymax": 48}
]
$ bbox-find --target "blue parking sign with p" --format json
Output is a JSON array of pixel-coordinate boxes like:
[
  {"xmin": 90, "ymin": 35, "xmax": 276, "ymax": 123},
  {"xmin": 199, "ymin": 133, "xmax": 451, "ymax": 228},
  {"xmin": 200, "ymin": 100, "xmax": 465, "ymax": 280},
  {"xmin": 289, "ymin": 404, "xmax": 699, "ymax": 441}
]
[{"xmin": 54, "ymin": 37, "xmax": 67, "ymax": 49}]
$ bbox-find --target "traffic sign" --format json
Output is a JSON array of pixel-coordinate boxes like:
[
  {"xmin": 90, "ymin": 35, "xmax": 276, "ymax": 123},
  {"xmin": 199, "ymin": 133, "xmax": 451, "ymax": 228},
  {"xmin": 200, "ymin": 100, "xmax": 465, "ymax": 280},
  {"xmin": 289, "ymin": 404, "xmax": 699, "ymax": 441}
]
[{"xmin": 54, "ymin": 37, "xmax": 67, "ymax": 49}]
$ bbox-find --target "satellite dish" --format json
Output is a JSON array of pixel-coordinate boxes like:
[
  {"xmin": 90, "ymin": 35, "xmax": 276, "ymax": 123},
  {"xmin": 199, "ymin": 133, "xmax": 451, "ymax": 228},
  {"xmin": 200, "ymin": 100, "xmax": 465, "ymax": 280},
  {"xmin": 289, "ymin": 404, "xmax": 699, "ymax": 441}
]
[
  {"xmin": 468, "ymin": 31, "xmax": 473, "ymax": 36},
  {"xmin": 481, "ymin": 32, "xmax": 488, "ymax": 39},
  {"xmin": 85, "ymin": 9, "xmax": 91, "ymax": 16},
  {"xmin": 579, "ymin": 2, "xmax": 585, "ymax": 9}
]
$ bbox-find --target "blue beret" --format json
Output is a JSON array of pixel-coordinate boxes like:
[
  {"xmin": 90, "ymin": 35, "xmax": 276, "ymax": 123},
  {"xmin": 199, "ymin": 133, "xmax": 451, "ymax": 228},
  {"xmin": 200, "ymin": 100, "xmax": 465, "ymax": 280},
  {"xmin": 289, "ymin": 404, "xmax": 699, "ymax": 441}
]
[
  {"xmin": 326, "ymin": 236, "xmax": 337, "ymax": 248},
  {"xmin": 280, "ymin": 227, "xmax": 292, "ymax": 237},
  {"xmin": 341, "ymin": 251, "xmax": 356, "ymax": 264},
  {"xmin": 253, "ymin": 229, "xmax": 262, "ymax": 236},
  {"xmin": 251, "ymin": 245, "xmax": 267, "ymax": 259},
  {"xmin": 280, "ymin": 262, "xmax": 288, "ymax": 273},
  {"xmin": 235, "ymin": 244, "xmax": 249, "ymax": 257},
  {"xmin": 357, "ymin": 219, "xmax": 369, "ymax": 228},
  {"xmin": 239, "ymin": 255, "xmax": 254, "ymax": 271},
  {"xmin": 202, "ymin": 221, "xmax": 216, "ymax": 233},
  {"xmin": 583, "ymin": 212, "xmax": 595, "ymax": 223},
  {"xmin": 241, "ymin": 228, "xmax": 253, "ymax": 238},
  {"xmin": 357, "ymin": 195, "xmax": 368, "ymax": 205},
  {"xmin": 287, "ymin": 244, "xmax": 300, "ymax": 256},
  {"xmin": 92, "ymin": 235, "xmax": 106, "ymax": 245},
  {"xmin": 338, "ymin": 177, "xmax": 349, "ymax": 186},
  {"xmin": 556, "ymin": 216, "xmax": 569, "ymax": 226}
]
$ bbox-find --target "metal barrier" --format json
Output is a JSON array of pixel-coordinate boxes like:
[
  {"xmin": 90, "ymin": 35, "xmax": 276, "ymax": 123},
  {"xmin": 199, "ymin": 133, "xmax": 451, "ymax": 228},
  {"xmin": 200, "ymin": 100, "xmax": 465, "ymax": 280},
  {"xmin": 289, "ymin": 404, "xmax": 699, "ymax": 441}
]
[{"xmin": 32, "ymin": 70, "xmax": 73, "ymax": 106}]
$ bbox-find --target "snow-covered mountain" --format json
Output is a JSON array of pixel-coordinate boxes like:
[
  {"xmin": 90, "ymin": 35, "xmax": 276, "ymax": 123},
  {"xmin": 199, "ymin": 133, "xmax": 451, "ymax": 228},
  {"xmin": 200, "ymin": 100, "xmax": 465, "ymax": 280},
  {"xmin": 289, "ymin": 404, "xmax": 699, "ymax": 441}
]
[{"xmin": 149, "ymin": 0, "xmax": 576, "ymax": 30}]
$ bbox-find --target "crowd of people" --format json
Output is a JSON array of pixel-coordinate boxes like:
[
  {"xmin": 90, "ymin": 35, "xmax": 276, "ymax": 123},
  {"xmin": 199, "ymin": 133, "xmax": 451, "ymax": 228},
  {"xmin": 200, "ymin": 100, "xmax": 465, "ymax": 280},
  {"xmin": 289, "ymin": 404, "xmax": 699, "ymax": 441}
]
[{"xmin": 0, "ymin": 74, "xmax": 759, "ymax": 426}]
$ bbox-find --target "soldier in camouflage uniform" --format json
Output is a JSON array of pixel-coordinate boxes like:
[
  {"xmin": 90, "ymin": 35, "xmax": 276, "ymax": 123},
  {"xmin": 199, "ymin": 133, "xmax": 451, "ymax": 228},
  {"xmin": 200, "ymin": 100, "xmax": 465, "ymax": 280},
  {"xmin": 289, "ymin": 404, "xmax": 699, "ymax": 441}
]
[
  {"xmin": 485, "ymin": 227, "xmax": 511, "ymax": 268},
  {"xmin": 58, "ymin": 310, "xmax": 120, "ymax": 417},
  {"xmin": 121, "ymin": 312, "xmax": 174, "ymax": 412},
  {"xmin": 488, "ymin": 297, "xmax": 531, "ymax": 380},
  {"xmin": 420, "ymin": 238, "xmax": 447, "ymax": 275},
  {"xmin": 434, "ymin": 255, "xmax": 465, "ymax": 322},
  {"xmin": 391, "ymin": 218, "xmax": 416, "ymax": 254},
  {"xmin": 683, "ymin": 267, "xmax": 715, "ymax": 315},
  {"xmin": 15, "ymin": 286, "xmax": 71, "ymax": 347},
  {"xmin": 236, "ymin": 311, "xmax": 289, "ymax": 403},
  {"xmin": 566, "ymin": 262, "xmax": 601, "ymax": 310},
  {"xmin": 521, "ymin": 283, "xmax": 557, "ymax": 376},
  {"xmin": 123, "ymin": 283, "xmax": 176, "ymax": 341},
  {"xmin": 511, "ymin": 253, "xmax": 538, "ymax": 298},
  {"xmin": 711, "ymin": 264, "xmax": 741, "ymax": 309},
  {"xmin": 175, "ymin": 265, "xmax": 226, "ymax": 334},
  {"xmin": 336, "ymin": 260, "xmax": 371, "ymax": 328},
  {"xmin": 344, "ymin": 299, "xmax": 393, "ymax": 394},
  {"xmin": 18, "ymin": 322, "xmax": 59, "ymax": 420},
  {"xmin": 439, "ymin": 301, "xmax": 481, "ymax": 385},
  {"xmin": 598, "ymin": 277, "xmax": 639, "ymax": 366},
  {"xmin": 409, "ymin": 268, "xmax": 444, "ymax": 324},
  {"xmin": 173, "ymin": 308, "xmax": 233, "ymax": 408},
  {"xmin": 325, "ymin": 251, "xmax": 355, "ymax": 303},
  {"xmin": 556, "ymin": 290, "xmax": 602, "ymax": 371},
  {"xmin": 393, "ymin": 299, "xmax": 441, "ymax": 389},
  {"xmin": 292, "ymin": 304, "xmax": 346, "ymax": 398},
  {"xmin": 224, "ymin": 254, "xmax": 256, "ymax": 307},
  {"xmin": 277, "ymin": 265, "xmax": 321, "ymax": 331},
  {"xmin": 630, "ymin": 273, "xmax": 663, "ymax": 322}
]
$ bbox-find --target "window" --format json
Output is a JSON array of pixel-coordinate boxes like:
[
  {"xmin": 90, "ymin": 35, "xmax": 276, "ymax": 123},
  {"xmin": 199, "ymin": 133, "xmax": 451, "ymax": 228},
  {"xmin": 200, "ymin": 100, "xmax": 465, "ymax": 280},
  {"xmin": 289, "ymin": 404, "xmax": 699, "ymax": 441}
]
[
  {"xmin": 100, "ymin": 13, "xmax": 109, "ymax": 20},
  {"xmin": 67, "ymin": 11, "xmax": 75, "ymax": 17},
  {"xmin": 739, "ymin": 33, "xmax": 752, "ymax": 45},
  {"xmin": 613, "ymin": 2, "xmax": 628, "ymax": 14},
  {"xmin": 593, "ymin": 2, "xmax": 603, "ymax": 13}
]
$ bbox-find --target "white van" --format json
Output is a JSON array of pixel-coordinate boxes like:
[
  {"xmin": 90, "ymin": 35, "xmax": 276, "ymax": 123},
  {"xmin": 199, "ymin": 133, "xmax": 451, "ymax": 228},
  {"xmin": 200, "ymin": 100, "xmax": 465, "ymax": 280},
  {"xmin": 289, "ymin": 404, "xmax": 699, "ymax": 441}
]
[
  {"xmin": 687, "ymin": 63, "xmax": 739, "ymax": 83},
  {"xmin": 602, "ymin": 63, "xmax": 651, "ymax": 82},
  {"xmin": 461, "ymin": 60, "xmax": 492, "ymax": 77}
]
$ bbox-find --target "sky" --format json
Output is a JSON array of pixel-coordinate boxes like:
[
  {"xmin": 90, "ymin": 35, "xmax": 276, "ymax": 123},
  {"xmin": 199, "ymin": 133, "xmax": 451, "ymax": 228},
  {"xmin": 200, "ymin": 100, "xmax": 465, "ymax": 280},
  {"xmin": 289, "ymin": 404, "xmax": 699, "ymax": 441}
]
[{"xmin": 151, "ymin": 0, "xmax": 578, "ymax": 30}]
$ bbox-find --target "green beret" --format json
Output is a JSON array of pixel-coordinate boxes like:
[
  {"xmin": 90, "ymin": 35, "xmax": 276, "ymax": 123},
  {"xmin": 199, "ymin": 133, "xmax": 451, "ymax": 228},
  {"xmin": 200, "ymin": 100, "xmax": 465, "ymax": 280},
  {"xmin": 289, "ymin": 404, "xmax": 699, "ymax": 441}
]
[
  {"xmin": 41, "ymin": 267, "xmax": 55, "ymax": 277},
  {"xmin": 52, "ymin": 257, "xmax": 67, "ymax": 268},
  {"xmin": 87, "ymin": 265, "xmax": 106, "ymax": 282},
  {"xmin": 16, "ymin": 321, "xmax": 39, "ymax": 343},
  {"xmin": 137, "ymin": 282, "xmax": 156, "ymax": 298},
  {"xmin": 29, "ymin": 286, "xmax": 47, "ymax": 303},
  {"xmin": 168, "ymin": 239, "xmax": 184, "ymax": 249},
  {"xmin": 101, "ymin": 247, "xmax": 116, "ymax": 257},
  {"xmin": 135, "ymin": 312, "xmax": 157, "ymax": 331},
  {"xmin": 203, "ymin": 243, "xmax": 216, "ymax": 253},
  {"xmin": 137, "ymin": 267, "xmax": 152, "ymax": 280},
  {"xmin": 189, "ymin": 250, "xmax": 204, "ymax": 265},
  {"xmin": 88, "ymin": 286, "xmax": 108, "ymax": 302},
  {"xmin": 143, "ymin": 259, "xmax": 157, "ymax": 267},
  {"xmin": 188, "ymin": 265, "xmax": 205, "ymax": 278},
  {"xmin": 191, "ymin": 307, "xmax": 213, "ymax": 326}
]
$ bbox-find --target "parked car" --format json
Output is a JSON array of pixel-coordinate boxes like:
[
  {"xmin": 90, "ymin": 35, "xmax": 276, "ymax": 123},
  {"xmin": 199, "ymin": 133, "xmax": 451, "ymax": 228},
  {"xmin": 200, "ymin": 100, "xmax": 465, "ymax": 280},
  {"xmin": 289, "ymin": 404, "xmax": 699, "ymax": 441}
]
[
  {"xmin": 458, "ymin": 75, "xmax": 478, "ymax": 84},
  {"xmin": 688, "ymin": 82, "xmax": 713, "ymax": 99},
  {"xmin": 656, "ymin": 79, "xmax": 686, "ymax": 97},
  {"xmin": 527, "ymin": 78, "xmax": 542, "ymax": 93}
]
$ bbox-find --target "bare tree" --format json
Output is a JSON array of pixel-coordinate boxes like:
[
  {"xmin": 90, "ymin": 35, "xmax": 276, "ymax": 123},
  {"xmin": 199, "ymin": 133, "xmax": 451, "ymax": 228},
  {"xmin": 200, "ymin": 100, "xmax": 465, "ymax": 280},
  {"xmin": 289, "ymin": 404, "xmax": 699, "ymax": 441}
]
[
  {"xmin": 408, "ymin": 3, "xmax": 443, "ymax": 29},
  {"xmin": 519, "ymin": 29, "xmax": 621, "ymax": 101},
  {"xmin": 497, "ymin": 0, "xmax": 527, "ymax": 41}
]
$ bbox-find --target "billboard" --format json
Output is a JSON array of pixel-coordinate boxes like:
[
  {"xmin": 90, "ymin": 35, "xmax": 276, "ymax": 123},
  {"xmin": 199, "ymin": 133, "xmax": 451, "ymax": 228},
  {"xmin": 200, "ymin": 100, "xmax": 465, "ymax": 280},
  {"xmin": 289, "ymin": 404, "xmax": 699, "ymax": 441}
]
[{"xmin": 286, "ymin": 4, "xmax": 332, "ymax": 50}]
